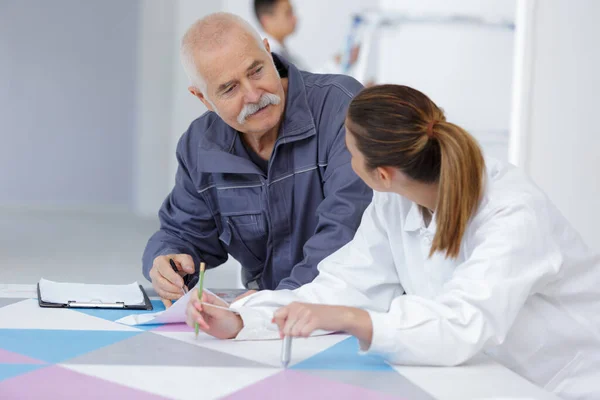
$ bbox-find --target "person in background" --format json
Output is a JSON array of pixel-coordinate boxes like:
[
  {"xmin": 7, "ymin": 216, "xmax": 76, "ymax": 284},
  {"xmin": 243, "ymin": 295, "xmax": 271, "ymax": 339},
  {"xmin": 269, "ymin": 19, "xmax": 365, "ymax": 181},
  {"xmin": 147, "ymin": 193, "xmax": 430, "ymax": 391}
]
[
  {"xmin": 253, "ymin": 0, "xmax": 360, "ymax": 73},
  {"xmin": 186, "ymin": 84, "xmax": 600, "ymax": 400},
  {"xmin": 142, "ymin": 13, "xmax": 372, "ymax": 307}
]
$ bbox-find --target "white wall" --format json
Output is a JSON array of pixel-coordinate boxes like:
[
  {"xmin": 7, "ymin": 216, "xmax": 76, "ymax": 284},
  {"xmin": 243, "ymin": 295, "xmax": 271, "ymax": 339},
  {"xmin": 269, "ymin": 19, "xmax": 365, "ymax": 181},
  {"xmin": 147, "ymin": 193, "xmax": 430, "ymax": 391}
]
[
  {"xmin": 0, "ymin": 0, "xmax": 139, "ymax": 209},
  {"xmin": 377, "ymin": 0, "xmax": 516, "ymax": 161},
  {"xmin": 0, "ymin": 0, "xmax": 220, "ymax": 215},
  {"xmin": 133, "ymin": 1, "xmax": 177, "ymax": 217},
  {"xmin": 516, "ymin": 0, "xmax": 600, "ymax": 251}
]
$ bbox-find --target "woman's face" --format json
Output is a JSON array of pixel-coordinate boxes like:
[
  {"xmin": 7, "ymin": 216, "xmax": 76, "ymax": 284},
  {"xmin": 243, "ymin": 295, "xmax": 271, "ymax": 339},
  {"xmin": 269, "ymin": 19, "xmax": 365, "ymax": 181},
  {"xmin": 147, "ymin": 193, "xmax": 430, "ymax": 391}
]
[{"xmin": 344, "ymin": 124, "xmax": 388, "ymax": 192}]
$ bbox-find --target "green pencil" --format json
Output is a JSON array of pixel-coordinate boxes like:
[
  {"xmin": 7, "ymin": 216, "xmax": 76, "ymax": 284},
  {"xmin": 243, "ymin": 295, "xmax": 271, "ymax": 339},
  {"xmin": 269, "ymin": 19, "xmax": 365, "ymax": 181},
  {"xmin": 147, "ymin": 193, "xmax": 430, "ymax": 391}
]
[{"xmin": 195, "ymin": 262, "xmax": 206, "ymax": 339}]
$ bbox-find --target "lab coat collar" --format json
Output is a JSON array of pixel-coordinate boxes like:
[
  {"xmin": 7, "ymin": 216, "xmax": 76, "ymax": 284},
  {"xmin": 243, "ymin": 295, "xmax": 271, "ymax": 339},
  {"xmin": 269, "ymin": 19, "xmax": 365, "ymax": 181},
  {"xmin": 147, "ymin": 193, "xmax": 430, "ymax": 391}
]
[
  {"xmin": 404, "ymin": 202, "xmax": 423, "ymax": 232},
  {"xmin": 404, "ymin": 202, "xmax": 437, "ymax": 234}
]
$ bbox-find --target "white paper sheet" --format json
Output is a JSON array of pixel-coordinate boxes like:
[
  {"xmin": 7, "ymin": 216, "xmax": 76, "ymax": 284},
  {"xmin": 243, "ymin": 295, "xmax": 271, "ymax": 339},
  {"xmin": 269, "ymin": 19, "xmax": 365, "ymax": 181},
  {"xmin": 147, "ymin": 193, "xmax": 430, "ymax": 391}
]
[
  {"xmin": 38, "ymin": 278, "xmax": 144, "ymax": 305},
  {"xmin": 115, "ymin": 288, "xmax": 232, "ymax": 326}
]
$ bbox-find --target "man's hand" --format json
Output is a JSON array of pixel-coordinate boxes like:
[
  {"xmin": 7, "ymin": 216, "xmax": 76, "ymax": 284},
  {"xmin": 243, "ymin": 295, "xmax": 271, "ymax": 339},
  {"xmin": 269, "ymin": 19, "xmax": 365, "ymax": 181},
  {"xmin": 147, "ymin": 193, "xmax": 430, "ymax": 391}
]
[
  {"xmin": 150, "ymin": 254, "xmax": 195, "ymax": 308},
  {"xmin": 186, "ymin": 289, "xmax": 243, "ymax": 340}
]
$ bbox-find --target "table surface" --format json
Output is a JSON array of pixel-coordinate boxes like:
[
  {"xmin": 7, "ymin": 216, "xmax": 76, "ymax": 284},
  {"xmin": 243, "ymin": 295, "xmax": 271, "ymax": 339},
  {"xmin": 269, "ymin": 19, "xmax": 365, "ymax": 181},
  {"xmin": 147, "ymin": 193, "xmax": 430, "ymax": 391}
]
[{"xmin": 0, "ymin": 284, "xmax": 558, "ymax": 400}]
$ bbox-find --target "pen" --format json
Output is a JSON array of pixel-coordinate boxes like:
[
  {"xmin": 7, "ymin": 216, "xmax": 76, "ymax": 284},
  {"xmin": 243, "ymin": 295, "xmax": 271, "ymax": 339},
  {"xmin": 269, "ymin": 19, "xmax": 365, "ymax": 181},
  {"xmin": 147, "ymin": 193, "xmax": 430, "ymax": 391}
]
[
  {"xmin": 195, "ymin": 262, "xmax": 206, "ymax": 339},
  {"xmin": 281, "ymin": 335, "xmax": 292, "ymax": 368},
  {"xmin": 169, "ymin": 258, "xmax": 188, "ymax": 295}
]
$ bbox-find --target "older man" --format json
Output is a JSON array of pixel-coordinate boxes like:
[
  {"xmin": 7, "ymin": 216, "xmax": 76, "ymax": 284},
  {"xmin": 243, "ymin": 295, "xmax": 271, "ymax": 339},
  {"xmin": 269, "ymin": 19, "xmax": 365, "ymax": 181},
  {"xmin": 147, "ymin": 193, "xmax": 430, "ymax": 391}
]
[{"xmin": 143, "ymin": 12, "xmax": 371, "ymax": 305}]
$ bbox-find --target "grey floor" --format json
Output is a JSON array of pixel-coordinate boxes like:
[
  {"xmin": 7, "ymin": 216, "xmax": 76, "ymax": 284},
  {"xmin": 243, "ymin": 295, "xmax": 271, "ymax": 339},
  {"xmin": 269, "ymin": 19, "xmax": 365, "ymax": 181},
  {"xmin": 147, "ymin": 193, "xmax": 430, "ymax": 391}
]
[{"xmin": 0, "ymin": 208, "xmax": 243, "ymax": 291}]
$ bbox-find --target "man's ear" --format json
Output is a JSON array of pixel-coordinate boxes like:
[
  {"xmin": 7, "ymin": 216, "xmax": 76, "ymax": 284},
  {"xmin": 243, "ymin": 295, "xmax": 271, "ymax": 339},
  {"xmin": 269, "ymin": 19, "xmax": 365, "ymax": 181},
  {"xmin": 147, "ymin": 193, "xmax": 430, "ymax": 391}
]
[
  {"xmin": 263, "ymin": 38, "xmax": 271, "ymax": 54},
  {"xmin": 188, "ymin": 87, "xmax": 214, "ymax": 112}
]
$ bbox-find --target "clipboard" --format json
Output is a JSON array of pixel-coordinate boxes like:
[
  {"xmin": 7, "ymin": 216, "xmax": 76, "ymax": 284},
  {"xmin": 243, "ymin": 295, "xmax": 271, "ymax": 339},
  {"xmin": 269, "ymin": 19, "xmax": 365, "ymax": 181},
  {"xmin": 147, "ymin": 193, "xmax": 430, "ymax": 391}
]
[{"xmin": 37, "ymin": 283, "xmax": 153, "ymax": 310}]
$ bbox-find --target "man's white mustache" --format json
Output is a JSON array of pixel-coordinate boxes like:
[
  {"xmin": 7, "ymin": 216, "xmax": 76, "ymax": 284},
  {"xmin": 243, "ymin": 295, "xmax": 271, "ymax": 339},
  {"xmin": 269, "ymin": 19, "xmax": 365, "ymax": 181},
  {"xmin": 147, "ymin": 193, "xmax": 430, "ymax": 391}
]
[{"xmin": 237, "ymin": 93, "xmax": 281, "ymax": 124}]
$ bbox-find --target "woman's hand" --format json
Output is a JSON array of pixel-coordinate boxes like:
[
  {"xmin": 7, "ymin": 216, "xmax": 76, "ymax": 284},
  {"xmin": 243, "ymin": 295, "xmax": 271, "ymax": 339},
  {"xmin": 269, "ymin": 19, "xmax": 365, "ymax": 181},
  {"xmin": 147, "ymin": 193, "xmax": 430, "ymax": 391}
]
[
  {"xmin": 272, "ymin": 302, "xmax": 373, "ymax": 345},
  {"xmin": 185, "ymin": 289, "xmax": 243, "ymax": 339}
]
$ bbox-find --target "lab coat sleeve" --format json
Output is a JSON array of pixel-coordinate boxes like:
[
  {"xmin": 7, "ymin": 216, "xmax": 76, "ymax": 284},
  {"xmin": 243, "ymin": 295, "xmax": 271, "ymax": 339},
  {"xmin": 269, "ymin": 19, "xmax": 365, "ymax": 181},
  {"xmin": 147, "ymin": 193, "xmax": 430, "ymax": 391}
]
[
  {"xmin": 365, "ymin": 202, "xmax": 563, "ymax": 366},
  {"xmin": 231, "ymin": 194, "xmax": 404, "ymax": 340}
]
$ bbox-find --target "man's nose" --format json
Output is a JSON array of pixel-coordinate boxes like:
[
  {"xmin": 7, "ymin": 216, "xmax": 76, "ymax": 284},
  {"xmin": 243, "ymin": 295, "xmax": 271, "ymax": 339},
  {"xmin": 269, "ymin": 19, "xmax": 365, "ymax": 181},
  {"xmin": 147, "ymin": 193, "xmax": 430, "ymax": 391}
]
[{"xmin": 243, "ymin": 84, "xmax": 262, "ymax": 104}]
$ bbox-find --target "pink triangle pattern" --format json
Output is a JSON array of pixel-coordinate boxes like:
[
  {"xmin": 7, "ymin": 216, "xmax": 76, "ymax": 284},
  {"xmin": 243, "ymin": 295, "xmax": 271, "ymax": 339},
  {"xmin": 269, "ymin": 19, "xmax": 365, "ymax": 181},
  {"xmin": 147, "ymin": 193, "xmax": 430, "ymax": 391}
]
[
  {"xmin": 0, "ymin": 348, "xmax": 45, "ymax": 365},
  {"xmin": 0, "ymin": 365, "xmax": 169, "ymax": 399}
]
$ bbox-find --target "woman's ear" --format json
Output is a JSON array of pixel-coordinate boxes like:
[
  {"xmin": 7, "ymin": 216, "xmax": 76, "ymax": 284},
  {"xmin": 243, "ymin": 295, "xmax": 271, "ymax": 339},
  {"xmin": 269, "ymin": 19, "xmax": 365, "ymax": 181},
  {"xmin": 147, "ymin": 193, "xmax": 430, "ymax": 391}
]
[{"xmin": 376, "ymin": 166, "xmax": 395, "ymax": 190}]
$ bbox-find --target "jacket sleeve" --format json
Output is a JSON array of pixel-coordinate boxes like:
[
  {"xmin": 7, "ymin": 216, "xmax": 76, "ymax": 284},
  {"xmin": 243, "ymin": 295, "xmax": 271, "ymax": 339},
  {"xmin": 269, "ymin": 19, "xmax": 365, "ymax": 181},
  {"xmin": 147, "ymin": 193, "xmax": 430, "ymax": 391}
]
[
  {"xmin": 232, "ymin": 195, "xmax": 404, "ymax": 340},
  {"xmin": 365, "ymin": 202, "xmax": 562, "ymax": 366},
  {"xmin": 142, "ymin": 137, "xmax": 228, "ymax": 282},
  {"xmin": 276, "ymin": 80, "xmax": 373, "ymax": 290}
]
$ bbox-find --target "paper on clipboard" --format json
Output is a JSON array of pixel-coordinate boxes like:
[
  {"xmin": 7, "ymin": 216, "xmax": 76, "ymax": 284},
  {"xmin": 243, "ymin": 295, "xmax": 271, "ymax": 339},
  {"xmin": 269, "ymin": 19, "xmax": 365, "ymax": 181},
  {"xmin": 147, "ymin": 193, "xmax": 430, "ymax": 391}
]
[
  {"xmin": 115, "ymin": 288, "xmax": 232, "ymax": 326},
  {"xmin": 38, "ymin": 278, "xmax": 145, "ymax": 305}
]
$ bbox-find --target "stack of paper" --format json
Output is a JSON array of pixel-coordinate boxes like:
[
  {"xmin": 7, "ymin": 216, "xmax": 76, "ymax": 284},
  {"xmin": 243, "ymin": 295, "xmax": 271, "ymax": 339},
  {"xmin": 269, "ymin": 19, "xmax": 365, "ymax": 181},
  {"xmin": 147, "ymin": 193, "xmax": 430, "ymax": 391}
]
[{"xmin": 38, "ymin": 278, "xmax": 145, "ymax": 305}]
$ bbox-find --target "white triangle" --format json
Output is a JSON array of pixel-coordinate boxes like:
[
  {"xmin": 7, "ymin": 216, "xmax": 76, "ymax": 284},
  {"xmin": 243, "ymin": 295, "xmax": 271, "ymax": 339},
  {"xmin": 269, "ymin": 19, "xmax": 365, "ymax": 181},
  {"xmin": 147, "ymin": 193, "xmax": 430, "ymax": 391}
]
[
  {"xmin": 61, "ymin": 364, "xmax": 280, "ymax": 399},
  {"xmin": 151, "ymin": 330, "xmax": 349, "ymax": 367},
  {"xmin": 390, "ymin": 356, "xmax": 555, "ymax": 400},
  {"xmin": 0, "ymin": 299, "xmax": 140, "ymax": 331}
]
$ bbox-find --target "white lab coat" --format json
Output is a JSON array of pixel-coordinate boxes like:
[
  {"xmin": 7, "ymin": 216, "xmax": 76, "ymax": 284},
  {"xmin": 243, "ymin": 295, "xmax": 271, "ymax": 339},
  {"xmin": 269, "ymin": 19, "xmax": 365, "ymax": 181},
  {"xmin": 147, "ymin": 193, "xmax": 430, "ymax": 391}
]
[{"xmin": 231, "ymin": 158, "xmax": 600, "ymax": 400}]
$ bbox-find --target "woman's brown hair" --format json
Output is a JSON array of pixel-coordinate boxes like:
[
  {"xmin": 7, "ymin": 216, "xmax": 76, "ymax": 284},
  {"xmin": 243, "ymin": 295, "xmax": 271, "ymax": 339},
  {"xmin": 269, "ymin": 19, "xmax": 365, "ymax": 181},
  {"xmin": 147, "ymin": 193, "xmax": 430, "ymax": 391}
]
[{"xmin": 347, "ymin": 84, "xmax": 485, "ymax": 258}]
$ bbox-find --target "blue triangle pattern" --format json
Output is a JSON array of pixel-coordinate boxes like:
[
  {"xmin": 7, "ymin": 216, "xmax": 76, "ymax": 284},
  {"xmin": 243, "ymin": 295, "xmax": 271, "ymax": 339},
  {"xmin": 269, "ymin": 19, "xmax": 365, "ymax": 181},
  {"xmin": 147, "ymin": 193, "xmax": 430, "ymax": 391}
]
[
  {"xmin": 0, "ymin": 329, "xmax": 141, "ymax": 364},
  {"xmin": 72, "ymin": 299, "xmax": 166, "ymax": 331},
  {"xmin": 0, "ymin": 364, "xmax": 46, "ymax": 382},
  {"xmin": 291, "ymin": 336, "xmax": 395, "ymax": 371}
]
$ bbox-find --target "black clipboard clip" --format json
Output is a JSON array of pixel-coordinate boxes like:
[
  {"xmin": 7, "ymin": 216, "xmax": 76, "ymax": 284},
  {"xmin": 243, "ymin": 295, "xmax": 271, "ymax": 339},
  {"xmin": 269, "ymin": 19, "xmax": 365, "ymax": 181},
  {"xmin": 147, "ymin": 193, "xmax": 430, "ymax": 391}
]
[{"xmin": 66, "ymin": 300, "xmax": 126, "ymax": 309}]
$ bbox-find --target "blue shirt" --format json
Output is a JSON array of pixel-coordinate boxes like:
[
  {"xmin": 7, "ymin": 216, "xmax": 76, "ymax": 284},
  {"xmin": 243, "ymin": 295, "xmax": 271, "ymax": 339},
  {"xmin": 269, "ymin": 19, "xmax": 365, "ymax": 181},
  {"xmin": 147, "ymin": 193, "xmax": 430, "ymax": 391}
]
[{"xmin": 142, "ymin": 54, "xmax": 372, "ymax": 290}]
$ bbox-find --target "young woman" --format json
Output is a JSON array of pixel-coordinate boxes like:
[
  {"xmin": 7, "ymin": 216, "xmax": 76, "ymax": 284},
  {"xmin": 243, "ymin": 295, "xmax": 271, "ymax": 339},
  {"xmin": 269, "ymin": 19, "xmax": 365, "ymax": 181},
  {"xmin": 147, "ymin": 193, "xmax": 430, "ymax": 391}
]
[{"xmin": 186, "ymin": 85, "xmax": 600, "ymax": 399}]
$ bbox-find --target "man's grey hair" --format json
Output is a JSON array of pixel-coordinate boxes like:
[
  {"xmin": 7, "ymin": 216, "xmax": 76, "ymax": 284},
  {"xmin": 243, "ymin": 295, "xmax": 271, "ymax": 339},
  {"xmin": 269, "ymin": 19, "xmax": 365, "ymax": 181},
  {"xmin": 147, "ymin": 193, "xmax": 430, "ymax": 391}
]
[{"xmin": 180, "ymin": 12, "xmax": 266, "ymax": 94}]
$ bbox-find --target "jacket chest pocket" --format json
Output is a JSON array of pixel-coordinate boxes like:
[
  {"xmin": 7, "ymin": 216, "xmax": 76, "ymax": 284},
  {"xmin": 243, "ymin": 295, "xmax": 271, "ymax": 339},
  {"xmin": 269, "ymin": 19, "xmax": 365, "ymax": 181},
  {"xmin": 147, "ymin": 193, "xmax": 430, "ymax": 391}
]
[
  {"xmin": 216, "ymin": 188, "xmax": 268, "ymax": 266},
  {"xmin": 224, "ymin": 213, "xmax": 266, "ymax": 238}
]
